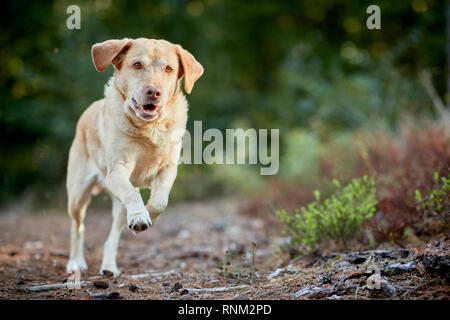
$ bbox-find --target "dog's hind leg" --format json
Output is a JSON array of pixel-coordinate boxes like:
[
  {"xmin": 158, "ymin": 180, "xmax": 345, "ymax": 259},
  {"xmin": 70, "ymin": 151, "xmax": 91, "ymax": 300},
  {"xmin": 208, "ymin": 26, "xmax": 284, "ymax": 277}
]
[
  {"xmin": 100, "ymin": 197, "xmax": 126, "ymax": 277},
  {"xmin": 66, "ymin": 153, "xmax": 97, "ymax": 274}
]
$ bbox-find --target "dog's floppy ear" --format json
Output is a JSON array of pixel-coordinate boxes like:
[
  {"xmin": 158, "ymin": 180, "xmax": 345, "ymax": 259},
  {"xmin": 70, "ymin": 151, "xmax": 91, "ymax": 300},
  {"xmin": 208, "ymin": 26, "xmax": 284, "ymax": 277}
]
[
  {"xmin": 175, "ymin": 45, "xmax": 204, "ymax": 94},
  {"xmin": 91, "ymin": 38, "xmax": 133, "ymax": 72}
]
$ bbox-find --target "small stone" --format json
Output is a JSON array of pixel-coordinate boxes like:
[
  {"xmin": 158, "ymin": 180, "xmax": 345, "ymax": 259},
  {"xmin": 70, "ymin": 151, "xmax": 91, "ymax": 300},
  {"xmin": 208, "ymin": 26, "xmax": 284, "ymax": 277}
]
[
  {"xmin": 334, "ymin": 261, "xmax": 355, "ymax": 272},
  {"xmin": 382, "ymin": 261, "xmax": 417, "ymax": 276},
  {"xmin": 16, "ymin": 279, "xmax": 25, "ymax": 285},
  {"xmin": 349, "ymin": 256, "xmax": 366, "ymax": 264},
  {"xmin": 318, "ymin": 273, "xmax": 332, "ymax": 285},
  {"xmin": 93, "ymin": 280, "xmax": 109, "ymax": 289},
  {"xmin": 89, "ymin": 291, "xmax": 122, "ymax": 300},
  {"xmin": 372, "ymin": 250, "xmax": 392, "ymax": 259},
  {"xmin": 397, "ymin": 248, "xmax": 411, "ymax": 258},
  {"xmin": 267, "ymin": 268, "xmax": 285, "ymax": 279},
  {"xmin": 293, "ymin": 286, "xmax": 331, "ymax": 298},
  {"xmin": 179, "ymin": 289, "xmax": 189, "ymax": 295},
  {"xmin": 381, "ymin": 279, "xmax": 397, "ymax": 297},
  {"xmin": 267, "ymin": 264, "xmax": 297, "ymax": 279},
  {"xmin": 178, "ymin": 294, "xmax": 195, "ymax": 300},
  {"xmin": 129, "ymin": 284, "xmax": 139, "ymax": 292},
  {"xmin": 171, "ymin": 282, "xmax": 183, "ymax": 293},
  {"xmin": 422, "ymin": 254, "xmax": 450, "ymax": 280},
  {"xmin": 211, "ymin": 223, "xmax": 226, "ymax": 232},
  {"xmin": 107, "ymin": 292, "xmax": 122, "ymax": 299},
  {"xmin": 178, "ymin": 229, "xmax": 191, "ymax": 239},
  {"xmin": 286, "ymin": 264, "xmax": 297, "ymax": 273}
]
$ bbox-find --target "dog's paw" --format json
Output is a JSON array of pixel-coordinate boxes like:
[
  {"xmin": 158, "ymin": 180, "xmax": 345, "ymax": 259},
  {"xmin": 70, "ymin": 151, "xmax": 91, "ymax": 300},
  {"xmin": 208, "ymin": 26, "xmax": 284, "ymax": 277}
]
[
  {"xmin": 100, "ymin": 266, "xmax": 121, "ymax": 278},
  {"xmin": 127, "ymin": 212, "xmax": 152, "ymax": 233},
  {"xmin": 128, "ymin": 213, "xmax": 152, "ymax": 232},
  {"xmin": 66, "ymin": 259, "xmax": 88, "ymax": 273},
  {"xmin": 126, "ymin": 203, "xmax": 152, "ymax": 233}
]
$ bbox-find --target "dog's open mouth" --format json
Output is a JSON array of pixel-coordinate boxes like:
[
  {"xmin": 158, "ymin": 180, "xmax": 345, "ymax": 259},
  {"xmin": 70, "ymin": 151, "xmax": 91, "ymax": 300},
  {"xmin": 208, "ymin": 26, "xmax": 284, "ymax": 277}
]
[
  {"xmin": 131, "ymin": 98, "xmax": 160, "ymax": 120},
  {"xmin": 143, "ymin": 104, "xmax": 157, "ymax": 112}
]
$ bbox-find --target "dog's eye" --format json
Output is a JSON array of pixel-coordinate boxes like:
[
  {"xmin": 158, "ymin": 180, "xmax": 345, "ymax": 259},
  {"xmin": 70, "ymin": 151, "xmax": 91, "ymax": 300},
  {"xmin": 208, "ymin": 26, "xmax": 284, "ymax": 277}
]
[
  {"xmin": 165, "ymin": 65, "xmax": 173, "ymax": 73},
  {"xmin": 133, "ymin": 62, "xmax": 142, "ymax": 69}
]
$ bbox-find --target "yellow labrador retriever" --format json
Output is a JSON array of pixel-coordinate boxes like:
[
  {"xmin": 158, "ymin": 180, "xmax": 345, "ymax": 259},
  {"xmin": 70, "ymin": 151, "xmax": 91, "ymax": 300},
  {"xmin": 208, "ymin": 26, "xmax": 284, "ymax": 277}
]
[{"xmin": 66, "ymin": 38, "xmax": 203, "ymax": 276}]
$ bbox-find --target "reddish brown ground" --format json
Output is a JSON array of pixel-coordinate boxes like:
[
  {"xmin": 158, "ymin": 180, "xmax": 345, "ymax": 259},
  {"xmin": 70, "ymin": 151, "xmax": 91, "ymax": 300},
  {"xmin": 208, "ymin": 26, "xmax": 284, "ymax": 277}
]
[{"xmin": 0, "ymin": 200, "xmax": 448, "ymax": 300}]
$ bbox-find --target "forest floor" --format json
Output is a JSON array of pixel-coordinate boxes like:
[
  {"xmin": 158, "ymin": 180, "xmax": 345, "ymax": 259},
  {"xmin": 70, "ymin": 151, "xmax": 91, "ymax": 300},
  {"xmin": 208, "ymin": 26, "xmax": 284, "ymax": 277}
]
[{"xmin": 0, "ymin": 199, "xmax": 448, "ymax": 300}]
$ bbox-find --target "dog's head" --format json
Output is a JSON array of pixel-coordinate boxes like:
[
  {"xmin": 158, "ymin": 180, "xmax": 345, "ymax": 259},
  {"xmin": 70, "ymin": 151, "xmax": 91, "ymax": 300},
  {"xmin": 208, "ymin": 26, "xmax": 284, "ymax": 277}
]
[{"xmin": 92, "ymin": 38, "xmax": 203, "ymax": 121}]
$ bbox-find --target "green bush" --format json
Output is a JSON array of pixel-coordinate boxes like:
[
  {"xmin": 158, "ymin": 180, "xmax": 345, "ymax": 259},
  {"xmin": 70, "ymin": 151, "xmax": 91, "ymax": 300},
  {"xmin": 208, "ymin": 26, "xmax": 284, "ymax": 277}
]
[
  {"xmin": 276, "ymin": 175, "xmax": 377, "ymax": 253},
  {"xmin": 415, "ymin": 172, "xmax": 450, "ymax": 221}
]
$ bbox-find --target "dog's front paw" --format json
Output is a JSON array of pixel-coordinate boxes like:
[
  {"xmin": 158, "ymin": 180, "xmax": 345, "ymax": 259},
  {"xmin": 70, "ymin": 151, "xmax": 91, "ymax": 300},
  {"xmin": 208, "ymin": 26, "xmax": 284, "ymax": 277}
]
[
  {"xmin": 128, "ymin": 213, "xmax": 152, "ymax": 233},
  {"xmin": 126, "ymin": 203, "xmax": 152, "ymax": 233},
  {"xmin": 100, "ymin": 266, "xmax": 121, "ymax": 278}
]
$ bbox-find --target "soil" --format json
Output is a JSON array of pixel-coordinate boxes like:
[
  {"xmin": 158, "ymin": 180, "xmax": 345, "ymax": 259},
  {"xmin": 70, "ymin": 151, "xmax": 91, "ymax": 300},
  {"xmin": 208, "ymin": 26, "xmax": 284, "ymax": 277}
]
[{"xmin": 0, "ymin": 199, "xmax": 448, "ymax": 300}]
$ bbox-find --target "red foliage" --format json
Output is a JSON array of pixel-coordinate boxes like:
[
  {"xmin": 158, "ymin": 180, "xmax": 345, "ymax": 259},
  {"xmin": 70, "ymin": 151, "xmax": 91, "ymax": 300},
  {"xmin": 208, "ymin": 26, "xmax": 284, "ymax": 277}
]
[
  {"xmin": 361, "ymin": 123, "xmax": 450, "ymax": 244},
  {"xmin": 242, "ymin": 121, "xmax": 450, "ymax": 246}
]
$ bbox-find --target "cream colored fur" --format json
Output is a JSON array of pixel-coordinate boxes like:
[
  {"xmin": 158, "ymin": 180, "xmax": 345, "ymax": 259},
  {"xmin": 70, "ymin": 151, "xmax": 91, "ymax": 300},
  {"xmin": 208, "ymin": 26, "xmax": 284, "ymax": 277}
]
[{"xmin": 66, "ymin": 38, "xmax": 203, "ymax": 276}]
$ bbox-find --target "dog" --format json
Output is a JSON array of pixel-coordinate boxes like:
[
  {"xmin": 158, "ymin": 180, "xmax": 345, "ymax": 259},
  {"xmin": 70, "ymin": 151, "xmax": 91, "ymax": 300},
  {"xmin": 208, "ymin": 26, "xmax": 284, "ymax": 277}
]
[{"xmin": 65, "ymin": 38, "xmax": 203, "ymax": 276}]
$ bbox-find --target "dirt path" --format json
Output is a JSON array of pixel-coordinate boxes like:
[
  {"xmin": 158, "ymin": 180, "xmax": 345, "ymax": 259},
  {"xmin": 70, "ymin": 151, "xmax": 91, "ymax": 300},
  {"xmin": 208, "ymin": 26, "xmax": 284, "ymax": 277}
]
[{"xmin": 0, "ymin": 200, "xmax": 448, "ymax": 300}]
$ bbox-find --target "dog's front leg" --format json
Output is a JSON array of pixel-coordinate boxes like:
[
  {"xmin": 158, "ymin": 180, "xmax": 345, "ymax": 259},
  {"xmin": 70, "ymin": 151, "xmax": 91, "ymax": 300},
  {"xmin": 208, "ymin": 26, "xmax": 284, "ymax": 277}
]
[
  {"xmin": 146, "ymin": 164, "xmax": 178, "ymax": 224},
  {"xmin": 105, "ymin": 164, "xmax": 152, "ymax": 233}
]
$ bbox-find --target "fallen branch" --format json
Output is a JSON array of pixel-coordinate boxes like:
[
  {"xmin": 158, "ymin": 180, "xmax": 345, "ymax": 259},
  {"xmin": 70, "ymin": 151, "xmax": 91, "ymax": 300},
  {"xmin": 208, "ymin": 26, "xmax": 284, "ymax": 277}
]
[
  {"xmin": 128, "ymin": 270, "xmax": 181, "ymax": 279},
  {"xmin": 23, "ymin": 281, "xmax": 89, "ymax": 292},
  {"xmin": 88, "ymin": 291, "xmax": 122, "ymax": 300},
  {"xmin": 128, "ymin": 274, "xmax": 151, "ymax": 279},
  {"xmin": 184, "ymin": 285, "xmax": 248, "ymax": 293}
]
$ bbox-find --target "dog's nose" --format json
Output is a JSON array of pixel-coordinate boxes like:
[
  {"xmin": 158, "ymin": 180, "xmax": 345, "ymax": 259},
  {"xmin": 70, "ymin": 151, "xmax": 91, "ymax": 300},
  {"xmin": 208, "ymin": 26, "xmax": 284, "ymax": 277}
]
[{"xmin": 145, "ymin": 86, "xmax": 161, "ymax": 99}]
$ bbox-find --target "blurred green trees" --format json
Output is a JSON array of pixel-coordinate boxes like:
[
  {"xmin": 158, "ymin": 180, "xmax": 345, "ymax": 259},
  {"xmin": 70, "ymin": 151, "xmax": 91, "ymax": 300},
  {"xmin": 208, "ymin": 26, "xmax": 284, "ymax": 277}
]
[{"xmin": 0, "ymin": 0, "xmax": 447, "ymax": 205}]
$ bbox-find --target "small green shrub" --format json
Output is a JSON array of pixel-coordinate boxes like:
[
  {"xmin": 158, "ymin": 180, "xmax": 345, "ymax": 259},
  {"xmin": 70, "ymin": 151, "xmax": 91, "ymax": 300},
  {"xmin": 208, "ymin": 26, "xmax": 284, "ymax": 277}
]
[
  {"xmin": 276, "ymin": 175, "xmax": 377, "ymax": 253},
  {"xmin": 415, "ymin": 172, "xmax": 450, "ymax": 221}
]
